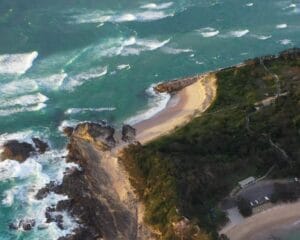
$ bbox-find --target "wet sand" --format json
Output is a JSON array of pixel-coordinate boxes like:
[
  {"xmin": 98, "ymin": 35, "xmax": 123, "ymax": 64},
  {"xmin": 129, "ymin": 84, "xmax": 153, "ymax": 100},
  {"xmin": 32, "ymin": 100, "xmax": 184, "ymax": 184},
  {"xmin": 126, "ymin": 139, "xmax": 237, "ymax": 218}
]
[{"xmin": 135, "ymin": 74, "xmax": 217, "ymax": 144}]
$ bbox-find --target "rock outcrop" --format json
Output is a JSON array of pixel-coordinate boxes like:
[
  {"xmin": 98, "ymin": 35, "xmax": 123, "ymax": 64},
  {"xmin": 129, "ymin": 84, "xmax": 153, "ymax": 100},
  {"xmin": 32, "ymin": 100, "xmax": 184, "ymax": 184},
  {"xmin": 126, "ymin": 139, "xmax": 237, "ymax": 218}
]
[
  {"xmin": 1, "ymin": 140, "xmax": 35, "ymax": 162},
  {"xmin": 63, "ymin": 127, "xmax": 74, "ymax": 137},
  {"xmin": 122, "ymin": 124, "xmax": 136, "ymax": 142},
  {"xmin": 41, "ymin": 121, "xmax": 156, "ymax": 240},
  {"xmin": 9, "ymin": 218, "xmax": 36, "ymax": 231},
  {"xmin": 72, "ymin": 122, "xmax": 116, "ymax": 150},
  {"xmin": 32, "ymin": 138, "xmax": 49, "ymax": 153},
  {"xmin": 154, "ymin": 76, "xmax": 199, "ymax": 93}
]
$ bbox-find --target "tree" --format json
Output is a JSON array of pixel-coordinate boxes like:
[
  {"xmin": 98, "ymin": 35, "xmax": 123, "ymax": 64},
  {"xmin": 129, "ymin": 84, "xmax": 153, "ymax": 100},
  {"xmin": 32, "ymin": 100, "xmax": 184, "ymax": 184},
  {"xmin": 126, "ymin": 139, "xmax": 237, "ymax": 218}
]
[{"xmin": 237, "ymin": 197, "xmax": 252, "ymax": 217}]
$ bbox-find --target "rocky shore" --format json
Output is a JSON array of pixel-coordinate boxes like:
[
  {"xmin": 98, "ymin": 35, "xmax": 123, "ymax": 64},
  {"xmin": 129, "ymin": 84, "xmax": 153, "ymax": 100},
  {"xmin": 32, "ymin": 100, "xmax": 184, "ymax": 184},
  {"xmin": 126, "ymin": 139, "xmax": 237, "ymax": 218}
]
[
  {"xmin": 32, "ymin": 121, "xmax": 156, "ymax": 240},
  {"xmin": 154, "ymin": 75, "xmax": 200, "ymax": 93}
]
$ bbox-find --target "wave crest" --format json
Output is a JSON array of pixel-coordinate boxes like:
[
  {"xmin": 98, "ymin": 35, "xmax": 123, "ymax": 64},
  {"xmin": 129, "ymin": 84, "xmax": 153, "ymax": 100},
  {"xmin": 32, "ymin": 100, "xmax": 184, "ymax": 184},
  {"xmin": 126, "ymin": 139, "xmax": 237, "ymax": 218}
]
[{"xmin": 0, "ymin": 51, "xmax": 38, "ymax": 75}]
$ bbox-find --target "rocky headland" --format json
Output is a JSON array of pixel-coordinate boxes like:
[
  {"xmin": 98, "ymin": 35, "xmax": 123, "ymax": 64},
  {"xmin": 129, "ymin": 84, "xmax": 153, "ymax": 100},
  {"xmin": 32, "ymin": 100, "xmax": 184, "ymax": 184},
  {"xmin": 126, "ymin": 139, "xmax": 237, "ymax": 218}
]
[{"xmin": 34, "ymin": 121, "xmax": 156, "ymax": 240}]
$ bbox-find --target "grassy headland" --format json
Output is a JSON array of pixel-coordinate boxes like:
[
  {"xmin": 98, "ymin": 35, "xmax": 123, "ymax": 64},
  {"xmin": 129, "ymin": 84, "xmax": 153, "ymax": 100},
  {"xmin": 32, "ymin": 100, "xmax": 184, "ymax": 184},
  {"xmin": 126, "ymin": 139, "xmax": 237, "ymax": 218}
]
[{"xmin": 121, "ymin": 49, "xmax": 300, "ymax": 240}]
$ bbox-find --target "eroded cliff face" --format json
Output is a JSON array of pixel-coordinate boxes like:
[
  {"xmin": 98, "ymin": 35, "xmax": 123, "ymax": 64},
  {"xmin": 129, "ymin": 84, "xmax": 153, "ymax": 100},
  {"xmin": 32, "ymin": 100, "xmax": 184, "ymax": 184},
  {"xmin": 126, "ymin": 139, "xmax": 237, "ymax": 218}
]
[{"xmin": 48, "ymin": 122, "xmax": 157, "ymax": 240}]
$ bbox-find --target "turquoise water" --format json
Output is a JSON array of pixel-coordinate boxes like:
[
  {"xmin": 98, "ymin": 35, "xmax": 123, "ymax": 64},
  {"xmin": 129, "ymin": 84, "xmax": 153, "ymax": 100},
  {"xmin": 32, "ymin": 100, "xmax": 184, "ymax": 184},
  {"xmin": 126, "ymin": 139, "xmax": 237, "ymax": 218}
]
[{"xmin": 0, "ymin": 0, "xmax": 299, "ymax": 239}]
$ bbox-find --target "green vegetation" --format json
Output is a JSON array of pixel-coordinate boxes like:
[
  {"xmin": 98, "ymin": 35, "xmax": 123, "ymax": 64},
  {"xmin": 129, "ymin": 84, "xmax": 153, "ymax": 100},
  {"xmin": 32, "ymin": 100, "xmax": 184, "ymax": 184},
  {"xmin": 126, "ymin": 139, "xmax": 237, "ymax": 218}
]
[
  {"xmin": 271, "ymin": 182, "xmax": 300, "ymax": 203},
  {"xmin": 122, "ymin": 49, "xmax": 300, "ymax": 240}
]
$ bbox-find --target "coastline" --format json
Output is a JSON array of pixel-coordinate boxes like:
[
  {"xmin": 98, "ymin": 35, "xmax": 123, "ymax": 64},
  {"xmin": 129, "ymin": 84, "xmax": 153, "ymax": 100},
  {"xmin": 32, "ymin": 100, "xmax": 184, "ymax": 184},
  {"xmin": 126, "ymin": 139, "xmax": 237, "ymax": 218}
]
[
  {"xmin": 222, "ymin": 201, "xmax": 300, "ymax": 240},
  {"xmin": 134, "ymin": 73, "xmax": 217, "ymax": 144}
]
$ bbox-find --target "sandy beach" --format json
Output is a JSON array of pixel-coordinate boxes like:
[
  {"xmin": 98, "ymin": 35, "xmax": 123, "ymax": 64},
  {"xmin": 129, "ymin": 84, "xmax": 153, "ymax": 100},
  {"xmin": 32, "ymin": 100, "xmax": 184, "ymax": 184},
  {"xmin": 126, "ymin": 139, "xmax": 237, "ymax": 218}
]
[
  {"xmin": 134, "ymin": 73, "xmax": 217, "ymax": 144},
  {"xmin": 223, "ymin": 201, "xmax": 300, "ymax": 240}
]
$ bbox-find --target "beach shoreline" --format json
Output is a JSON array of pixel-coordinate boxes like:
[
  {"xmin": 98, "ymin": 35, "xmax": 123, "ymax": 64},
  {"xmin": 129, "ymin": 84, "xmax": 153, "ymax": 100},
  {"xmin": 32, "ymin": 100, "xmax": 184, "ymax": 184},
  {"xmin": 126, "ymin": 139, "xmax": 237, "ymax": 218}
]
[
  {"xmin": 134, "ymin": 73, "xmax": 217, "ymax": 144},
  {"xmin": 222, "ymin": 201, "xmax": 300, "ymax": 240}
]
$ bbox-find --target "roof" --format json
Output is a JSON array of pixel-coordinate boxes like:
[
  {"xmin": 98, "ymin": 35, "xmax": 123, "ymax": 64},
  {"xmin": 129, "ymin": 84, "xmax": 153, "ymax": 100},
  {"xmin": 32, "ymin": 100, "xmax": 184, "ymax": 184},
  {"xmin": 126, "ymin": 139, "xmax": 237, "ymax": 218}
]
[{"xmin": 238, "ymin": 177, "xmax": 256, "ymax": 187}]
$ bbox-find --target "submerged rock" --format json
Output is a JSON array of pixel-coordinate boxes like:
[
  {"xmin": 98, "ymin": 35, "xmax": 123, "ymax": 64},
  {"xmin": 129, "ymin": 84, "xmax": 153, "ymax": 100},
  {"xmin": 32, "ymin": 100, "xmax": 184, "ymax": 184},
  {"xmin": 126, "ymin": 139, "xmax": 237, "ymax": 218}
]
[
  {"xmin": 1, "ymin": 140, "xmax": 35, "ymax": 162},
  {"xmin": 32, "ymin": 138, "xmax": 49, "ymax": 153},
  {"xmin": 122, "ymin": 124, "xmax": 136, "ymax": 142}
]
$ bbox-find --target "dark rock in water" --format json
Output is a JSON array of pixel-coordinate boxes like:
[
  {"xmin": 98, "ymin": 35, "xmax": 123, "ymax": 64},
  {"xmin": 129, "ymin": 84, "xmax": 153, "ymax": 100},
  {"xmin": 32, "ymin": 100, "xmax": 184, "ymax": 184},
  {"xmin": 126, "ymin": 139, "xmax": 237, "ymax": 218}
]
[
  {"xmin": 53, "ymin": 214, "xmax": 64, "ymax": 230},
  {"xmin": 20, "ymin": 219, "xmax": 36, "ymax": 231},
  {"xmin": 45, "ymin": 206, "xmax": 56, "ymax": 223},
  {"xmin": 8, "ymin": 222, "xmax": 19, "ymax": 230},
  {"xmin": 73, "ymin": 122, "xmax": 116, "ymax": 150},
  {"xmin": 32, "ymin": 138, "xmax": 49, "ymax": 153},
  {"xmin": 122, "ymin": 125, "xmax": 136, "ymax": 142},
  {"xmin": 9, "ymin": 218, "xmax": 36, "ymax": 231},
  {"xmin": 1, "ymin": 140, "xmax": 35, "ymax": 162},
  {"xmin": 63, "ymin": 127, "xmax": 74, "ymax": 137},
  {"xmin": 56, "ymin": 199, "xmax": 73, "ymax": 212},
  {"xmin": 35, "ymin": 181, "xmax": 59, "ymax": 200},
  {"xmin": 154, "ymin": 75, "xmax": 198, "ymax": 93}
]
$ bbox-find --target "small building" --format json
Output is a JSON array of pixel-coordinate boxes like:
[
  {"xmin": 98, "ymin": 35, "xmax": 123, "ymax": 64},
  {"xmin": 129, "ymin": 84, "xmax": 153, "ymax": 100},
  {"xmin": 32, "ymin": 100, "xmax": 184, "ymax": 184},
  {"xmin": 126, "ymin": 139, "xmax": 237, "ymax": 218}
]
[{"xmin": 238, "ymin": 177, "xmax": 256, "ymax": 189}]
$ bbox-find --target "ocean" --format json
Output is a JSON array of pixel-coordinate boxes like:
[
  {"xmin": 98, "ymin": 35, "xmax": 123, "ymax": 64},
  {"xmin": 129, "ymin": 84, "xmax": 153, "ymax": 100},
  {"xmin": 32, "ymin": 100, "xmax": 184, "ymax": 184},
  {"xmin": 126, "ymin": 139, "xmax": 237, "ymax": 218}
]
[{"xmin": 0, "ymin": 0, "xmax": 299, "ymax": 239}]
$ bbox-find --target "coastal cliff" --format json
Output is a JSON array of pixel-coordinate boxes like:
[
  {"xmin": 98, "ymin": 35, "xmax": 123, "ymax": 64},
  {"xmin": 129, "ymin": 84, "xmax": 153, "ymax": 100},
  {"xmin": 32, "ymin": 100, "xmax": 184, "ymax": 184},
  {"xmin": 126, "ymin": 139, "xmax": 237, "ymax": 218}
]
[{"xmin": 52, "ymin": 122, "xmax": 156, "ymax": 240}]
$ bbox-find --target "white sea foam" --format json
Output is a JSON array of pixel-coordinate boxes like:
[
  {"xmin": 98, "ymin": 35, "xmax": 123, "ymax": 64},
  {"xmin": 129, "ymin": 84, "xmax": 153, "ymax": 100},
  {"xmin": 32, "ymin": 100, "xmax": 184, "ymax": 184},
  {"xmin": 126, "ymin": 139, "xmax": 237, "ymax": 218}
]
[
  {"xmin": 73, "ymin": 10, "xmax": 172, "ymax": 24},
  {"xmin": 0, "ymin": 93, "xmax": 48, "ymax": 108},
  {"xmin": 0, "ymin": 130, "xmax": 35, "ymax": 147},
  {"xmin": 117, "ymin": 64, "xmax": 131, "ymax": 70},
  {"xmin": 0, "ymin": 79, "xmax": 38, "ymax": 97},
  {"xmin": 197, "ymin": 27, "xmax": 220, "ymax": 38},
  {"xmin": 64, "ymin": 66, "xmax": 108, "ymax": 90},
  {"xmin": 58, "ymin": 119, "xmax": 80, "ymax": 133},
  {"xmin": 0, "ymin": 51, "xmax": 38, "ymax": 75},
  {"xmin": 252, "ymin": 34, "xmax": 272, "ymax": 40},
  {"xmin": 229, "ymin": 29, "xmax": 249, "ymax": 37},
  {"xmin": 121, "ymin": 38, "xmax": 170, "ymax": 56},
  {"xmin": 276, "ymin": 23, "xmax": 287, "ymax": 29},
  {"xmin": 0, "ymin": 103, "xmax": 47, "ymax": 116},
  {"xmin": 36, "ymin": 73, "xmax": 67, "ymax": 90},
  {"xmin": 0, "ymin": 148, "xmax": 79, "ymax": 237},
  {"xmin": 2, "ymin": 187, "xmax": 18, "ymax": 206},
  {"xmin": 65, "ymin": 107, "xmax": 116, "ymax": 115},
  {"xmin": 201, "ymin": 30, "xmax": 219, "ymax": 38},
  {"xmin": 140, "ymin": 2, "xmax": 173, "ymax": 10},
  {"xmin": 279, "ymin": 39, "xmax": 292, "ymax": 45},
  {"xmin": 137, "ymin": 38, "xmax": 170, "ymax": 50},
  {"xmin": 136, "ymin": 10, "xmax": 173, "ymax": 21},
  {"xmin": 283, "ymin": 3, "xmax": 297, "ymax": 10},
  {"xmin": 161, "ymin": 47, "xmax": 193, "ymax": 54},
  {"xmin": 0, "ymin": 159, "xmax": 43, "ymax": 181},
  {"xmin": 125, "ymin": 84, "xmax": 171, "ymax": 125}
]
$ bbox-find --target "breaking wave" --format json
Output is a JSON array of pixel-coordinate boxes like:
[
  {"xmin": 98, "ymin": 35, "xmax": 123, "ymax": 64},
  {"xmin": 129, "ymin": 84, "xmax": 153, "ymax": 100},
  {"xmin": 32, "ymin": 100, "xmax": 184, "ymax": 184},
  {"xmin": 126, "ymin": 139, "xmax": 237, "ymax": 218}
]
[
  {"xmin": 229, "ymin": 29, "xmax": 250, "ymax": 38},
  {"xmin": 72, "ymin": 9, "xmax": 173, "ymax": 24},
  {"xmin": 276, "ymin": 23, "xmax": 287, "ymax": 29},
  {"xmin": 125, "ymin": 84, "xmax": 171, "ymax": 125},
  {"xmin": 65, "ymin": 107, "xmax": 116, "ymax": 115},
  {"xmin": 0, "ymin": 51, "xmax": 38, "ymax": 75},
  {"xmin": 197, "ymin": 27, "xmax": 220, "ymax": 38},
  {"xmin": 252, "ymin": 34, "xmax": 272, "ymax": 40},
  {"xmin": 140, "ymin": 2, "xmax": 173, "ymax": 10},
  {"xmin": 63, "ymin": 66, "xmax": 108, "ymax": 90}
]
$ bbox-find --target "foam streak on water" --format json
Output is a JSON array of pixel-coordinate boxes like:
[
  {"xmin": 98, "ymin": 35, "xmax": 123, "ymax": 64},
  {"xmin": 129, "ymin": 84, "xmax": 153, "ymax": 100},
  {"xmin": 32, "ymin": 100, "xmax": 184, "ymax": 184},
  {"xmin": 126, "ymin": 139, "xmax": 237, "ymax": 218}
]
[{"xmin": 0, "ymin": 52, "xmax": 38, "ymax": 75}]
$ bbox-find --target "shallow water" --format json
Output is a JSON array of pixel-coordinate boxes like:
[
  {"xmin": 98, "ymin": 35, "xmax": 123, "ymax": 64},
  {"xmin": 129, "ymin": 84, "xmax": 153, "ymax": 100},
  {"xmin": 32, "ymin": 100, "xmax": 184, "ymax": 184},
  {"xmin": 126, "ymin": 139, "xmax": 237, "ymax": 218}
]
[{"xmin": 0, "ymin": 0, "xmax": 299, "ymax": 239}]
